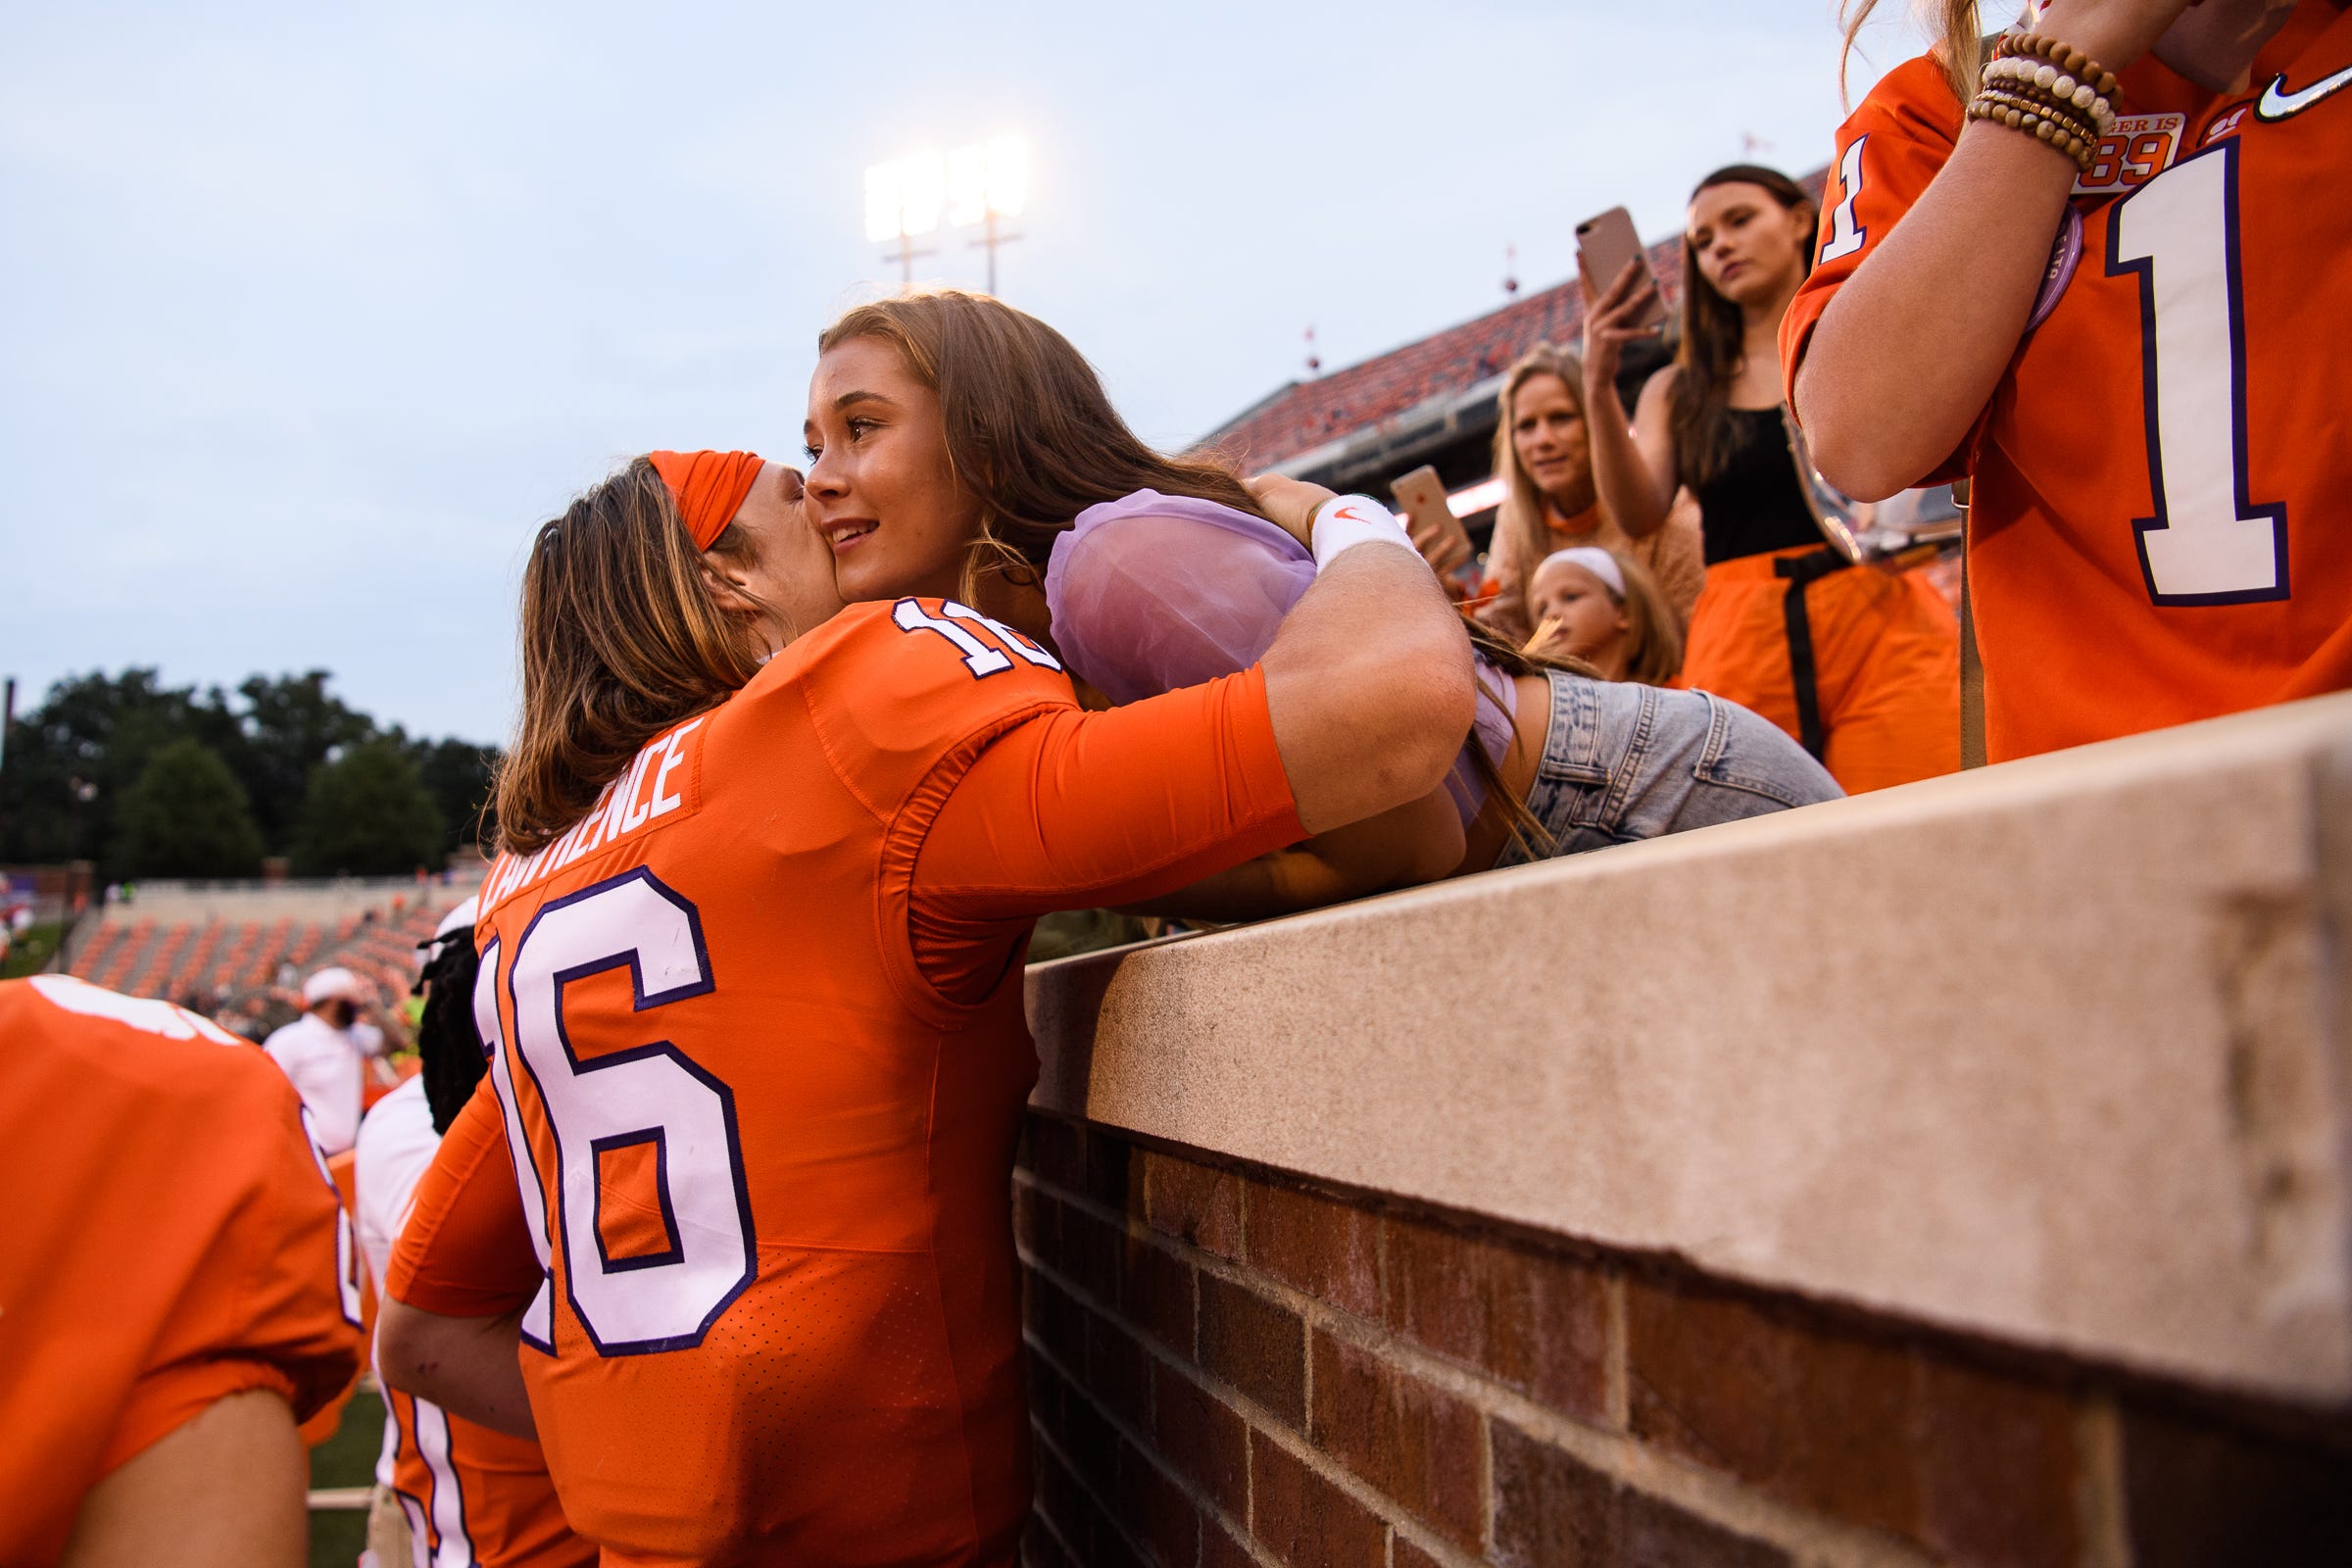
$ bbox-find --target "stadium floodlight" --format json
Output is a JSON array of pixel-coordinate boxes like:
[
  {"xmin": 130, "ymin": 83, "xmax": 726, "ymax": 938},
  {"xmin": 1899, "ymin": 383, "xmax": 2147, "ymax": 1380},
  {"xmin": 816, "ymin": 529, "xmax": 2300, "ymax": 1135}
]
[
  {"xmin": 865, "ymin": 136, "xmax": 1028, "ymax": 295},
  {"xmin": 866, "ymin": 150, "xmax": 946, "ymax": 286}
]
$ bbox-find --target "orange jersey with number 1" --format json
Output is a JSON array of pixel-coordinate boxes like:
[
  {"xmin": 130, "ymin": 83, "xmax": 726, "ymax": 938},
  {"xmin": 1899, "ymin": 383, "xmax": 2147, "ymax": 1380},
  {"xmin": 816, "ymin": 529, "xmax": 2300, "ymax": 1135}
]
[
  {"xmin": 1785, "ymin": 1, "xmax": 2352, "ymax": 760},
  {"xmin": 0, "ymin": 975, "xmax": 364, "ymax": 1566},
  {"xmin": 391, "ymin": 597, "xmax": 1301, "ymax": 1565}
]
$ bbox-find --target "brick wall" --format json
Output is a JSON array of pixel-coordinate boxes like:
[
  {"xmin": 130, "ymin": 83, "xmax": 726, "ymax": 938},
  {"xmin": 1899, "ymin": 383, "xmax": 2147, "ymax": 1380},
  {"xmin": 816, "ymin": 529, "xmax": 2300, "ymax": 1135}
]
[{"xmin": 1014, "ymin": 1111, "xmax": 2352, "ymax": 1568}]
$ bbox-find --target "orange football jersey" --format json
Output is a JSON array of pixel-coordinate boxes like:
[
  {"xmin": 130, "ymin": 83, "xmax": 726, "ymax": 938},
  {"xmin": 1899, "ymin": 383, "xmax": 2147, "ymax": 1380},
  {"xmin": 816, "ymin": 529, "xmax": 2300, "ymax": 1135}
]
[
  {"xmin": 0, "ymin": 975, "xmax": 364, "ymax": 1565},
  {"xmin": 361, "ymin": 1080, "xmax": 590, "ymax": 1568},
  {"xmin": 1785, "ymin": 2, "xmax": 2352, "ymax": 760},
  {"xmin": 383, "ymin": 1384, "xmax": 593, "ymax": 1568},
  {"xmin": 391, "ymin": 598, "xmax": 1299, "ymax": 1565}
]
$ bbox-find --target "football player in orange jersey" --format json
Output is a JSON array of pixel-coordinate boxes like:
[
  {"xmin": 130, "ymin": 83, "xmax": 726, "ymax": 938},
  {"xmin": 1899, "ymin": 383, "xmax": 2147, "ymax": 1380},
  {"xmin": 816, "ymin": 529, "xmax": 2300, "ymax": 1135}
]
[
  {"xmin": 0, "ymin": 974, "xmax": 363, "ymax": 1568},
  {"xmin": 377, "ymin": 446, "xmax": 1473, "ymax": 1565},
  {"xmin": 354, "ymin": 898, "xmax": 591, "ymax": 1568},
  {"xmin": 1787, "ymin": 0, "xmax": 2349, "ymax": 760}
]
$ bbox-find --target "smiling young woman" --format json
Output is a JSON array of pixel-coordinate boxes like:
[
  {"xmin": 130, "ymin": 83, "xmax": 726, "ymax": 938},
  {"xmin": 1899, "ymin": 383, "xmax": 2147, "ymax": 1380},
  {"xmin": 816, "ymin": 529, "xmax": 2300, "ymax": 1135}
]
[
  {"xmin": 806, "ymin": 291, "xmax": 1839, "ymax": 917},
  {"xmin": 1581, "ymin": 164, "xmax": 1961, "ymax": 794}
]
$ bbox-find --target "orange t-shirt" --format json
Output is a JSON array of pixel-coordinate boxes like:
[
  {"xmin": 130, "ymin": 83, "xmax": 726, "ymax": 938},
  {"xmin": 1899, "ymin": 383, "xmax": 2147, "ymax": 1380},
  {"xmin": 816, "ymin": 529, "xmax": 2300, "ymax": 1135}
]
[
  {"xmin": 0, "ymin": 975, "xmax": 364, "ymax": 1565},
  {"xmin": 1784, "ymin": 3, "xmax": 2352, "ymax": 760},
  {"xmin": 391, "ymin": 598, "xmax": 1301, "ymax": 1566}
]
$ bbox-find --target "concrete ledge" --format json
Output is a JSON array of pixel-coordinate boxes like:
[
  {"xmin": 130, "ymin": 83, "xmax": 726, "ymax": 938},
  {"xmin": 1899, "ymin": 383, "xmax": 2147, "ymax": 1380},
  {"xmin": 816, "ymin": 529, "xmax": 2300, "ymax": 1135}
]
[{"xmin": 1026, "ymin": 693, "xmax": 2352, "ymax": 1406}]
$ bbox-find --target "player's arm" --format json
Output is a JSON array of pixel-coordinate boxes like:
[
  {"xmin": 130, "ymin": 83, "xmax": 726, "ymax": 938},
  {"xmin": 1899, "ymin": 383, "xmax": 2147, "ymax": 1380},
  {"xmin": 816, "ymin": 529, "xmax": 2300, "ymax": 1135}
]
[
  {"xmin": 375, "ymin": 1300, "xmax": 537, "ymax": 1440},
  {"xmin": 1258, "ymin": 498, "xmax": 1479, "ymax": 833},
  {"xmin": 918, "ymin": 497, "xmax": 1473, "ymax": 921},
  {"xmin": 1119, "ymin": 787, "xmax": 1467, "ymax": 921},
  {"xmin": 1050, "ymin": 498, "xmax": 1469, "ymax": 918},
  {"xmin": 60, "ymin": 1390, "xmax": 306, "ymax": 1568},
  {"xmin": 378, "ymin": 1085, "xmax": 543, "ymax": 1440}
]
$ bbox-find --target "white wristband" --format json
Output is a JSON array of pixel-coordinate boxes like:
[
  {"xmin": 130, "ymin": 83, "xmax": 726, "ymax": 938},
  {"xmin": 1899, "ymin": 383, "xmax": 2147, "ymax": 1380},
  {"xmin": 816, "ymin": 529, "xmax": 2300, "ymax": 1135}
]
[{"xmin": 1308, "ymin": 496, "xmax": 1418, "ymax": 572}]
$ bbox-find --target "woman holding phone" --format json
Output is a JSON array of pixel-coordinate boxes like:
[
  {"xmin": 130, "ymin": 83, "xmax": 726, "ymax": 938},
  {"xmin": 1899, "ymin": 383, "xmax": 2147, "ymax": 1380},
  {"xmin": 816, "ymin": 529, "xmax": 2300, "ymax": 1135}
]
[
  {"xmin": 1479, "ymin": 345, "xmax": 1706, "ymax": 643},
  {"xmin": 802, "ymin": 290, "xmax": 1838, "ymax": 919},
  {"xmin": 1582, "ymin": 165, "xmax": 1960, "ymax": 794}
]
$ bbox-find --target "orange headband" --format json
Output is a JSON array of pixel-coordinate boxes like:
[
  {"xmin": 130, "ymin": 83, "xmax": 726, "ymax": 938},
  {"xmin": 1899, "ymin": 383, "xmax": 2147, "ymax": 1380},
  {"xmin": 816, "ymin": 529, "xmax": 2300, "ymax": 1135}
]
[{"xmin": 648, "ymin": 449, "xmax": 764, "ymax": 551}]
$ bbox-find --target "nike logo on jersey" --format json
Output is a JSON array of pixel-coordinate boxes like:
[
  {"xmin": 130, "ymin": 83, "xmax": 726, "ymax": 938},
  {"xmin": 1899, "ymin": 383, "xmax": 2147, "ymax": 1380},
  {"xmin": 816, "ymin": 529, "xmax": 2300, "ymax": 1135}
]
[{"xmin": 2256, "ymin": 62, "xmax": 2352, "ymax": 122}]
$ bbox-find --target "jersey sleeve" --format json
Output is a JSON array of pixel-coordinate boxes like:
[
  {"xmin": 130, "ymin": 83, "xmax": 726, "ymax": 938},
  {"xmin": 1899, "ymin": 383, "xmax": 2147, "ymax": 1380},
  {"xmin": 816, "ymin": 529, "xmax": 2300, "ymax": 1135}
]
[
  {"xmin": 1783, "ymin": 54, "xmax": 1983, "ymax": 483},
  {"xmin": 1045, "ymin": 503, "xmax": 1314, "ymax": 705},
  {"xmin": 906, "ymin": 665, "xmax": 1303, "ymax": 998},
  {"xmin": 386, "ymin": 1082, "xmax": 544, "ymax": 1317},
  {"xmin": 104, "ymin": 1061, "xmax": 365, "ymax": 1471}
]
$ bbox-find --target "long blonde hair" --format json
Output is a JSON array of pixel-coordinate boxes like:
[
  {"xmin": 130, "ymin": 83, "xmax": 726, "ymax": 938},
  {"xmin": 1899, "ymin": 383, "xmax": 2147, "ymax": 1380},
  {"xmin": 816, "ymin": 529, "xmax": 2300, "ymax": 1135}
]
[
  {"xmin": 1490, "ymin": 346, "xmax": 1601, "ymax": 633},
  {"xmin": 1839, "ymin": 0, "xmax": 1996, "ymax": 107},
  {"xmin": 494, "ymin": 459, "xmax": 766, "ymax": 855}
]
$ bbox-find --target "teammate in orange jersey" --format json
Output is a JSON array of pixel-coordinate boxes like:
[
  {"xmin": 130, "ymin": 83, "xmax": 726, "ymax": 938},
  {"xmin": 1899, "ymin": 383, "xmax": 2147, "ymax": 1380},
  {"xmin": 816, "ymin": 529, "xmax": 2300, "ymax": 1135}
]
[
  {"xmin": 0, "ymin": 974, "xmax": 363, "ymax": 1568},
  {"xmin": 1788, "ymin": 0, "xmax": 2350, "ymax": 761},
  {"xmin": 354, "ymin": 898, "xmax": 591, "ymax": 1568},
  {"xmin": 377, "ymin": 448, "xmax": 1472, "ymax": 1565}
]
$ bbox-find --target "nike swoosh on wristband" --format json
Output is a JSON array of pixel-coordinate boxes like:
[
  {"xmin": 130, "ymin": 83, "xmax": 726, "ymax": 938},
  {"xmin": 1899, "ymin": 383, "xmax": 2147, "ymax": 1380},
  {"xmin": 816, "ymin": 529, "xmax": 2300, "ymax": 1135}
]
[{"xmin": 2256, "ymin": 62, "xmax": 2352, "ymax": 121}]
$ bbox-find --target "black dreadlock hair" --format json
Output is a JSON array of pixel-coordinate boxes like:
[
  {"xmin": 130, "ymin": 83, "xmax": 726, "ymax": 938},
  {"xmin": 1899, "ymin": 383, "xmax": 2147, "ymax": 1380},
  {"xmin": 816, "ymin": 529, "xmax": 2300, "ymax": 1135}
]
[{"xmin": 414, "ymin": 927, "xmax": 488, "ymax": 1136}]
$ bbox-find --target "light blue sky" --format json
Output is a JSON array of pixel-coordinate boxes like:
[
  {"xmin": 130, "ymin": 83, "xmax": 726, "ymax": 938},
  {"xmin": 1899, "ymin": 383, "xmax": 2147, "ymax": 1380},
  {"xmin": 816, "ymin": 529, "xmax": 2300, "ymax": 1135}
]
[{"xmin": 0, "ymin": 1, "xmax": 2005, "ymax": 743}]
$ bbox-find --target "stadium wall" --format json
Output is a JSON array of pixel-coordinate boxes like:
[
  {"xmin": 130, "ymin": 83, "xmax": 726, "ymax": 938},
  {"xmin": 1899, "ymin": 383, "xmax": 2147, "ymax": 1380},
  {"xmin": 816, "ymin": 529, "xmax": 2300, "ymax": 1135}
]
[{"xmin": 1014, "ymin": 693, "xmax": 2352, "ymax": 1567}]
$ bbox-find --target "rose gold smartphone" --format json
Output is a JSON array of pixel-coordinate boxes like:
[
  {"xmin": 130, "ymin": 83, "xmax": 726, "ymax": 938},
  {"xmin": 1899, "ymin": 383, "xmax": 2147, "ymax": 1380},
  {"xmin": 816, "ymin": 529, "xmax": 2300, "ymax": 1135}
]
[
  {"xmin": 1575, "ymin": 206, "xmax": 1667, "ymax": 329},
  {"xmin": 1389, "ymin": 466, "xmax": 1473, "ymax": 574}
]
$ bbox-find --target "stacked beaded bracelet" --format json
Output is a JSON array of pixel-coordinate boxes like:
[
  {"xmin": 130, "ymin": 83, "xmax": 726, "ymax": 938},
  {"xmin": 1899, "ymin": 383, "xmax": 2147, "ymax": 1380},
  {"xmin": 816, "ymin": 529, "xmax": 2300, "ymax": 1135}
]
[
  {"xmin": 1995, "ymin": 30, "xmax": 2121, "ymax": 107},
  {"xmin": 1966, "ymin": 30, "xmax": 2122, "ymax": 172},
  {"xmin": 1979, "ymin": 80, "xmax": 2104, "ymax": 147},
  {"xmin": 1967, "ymin": 94, "xmax": 2095, "ymax": 172},
  {"xmin": 1985, "ymin": 53, "xmax": 2119, "ymax": 132}
]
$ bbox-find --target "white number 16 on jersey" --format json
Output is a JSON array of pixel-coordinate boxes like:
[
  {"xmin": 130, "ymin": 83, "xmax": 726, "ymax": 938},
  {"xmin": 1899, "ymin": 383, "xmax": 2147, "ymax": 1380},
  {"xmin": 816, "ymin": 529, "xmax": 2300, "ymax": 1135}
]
[{"xmin": 486, "ymin": 870, "xmax": 757, "ymax": 1356}]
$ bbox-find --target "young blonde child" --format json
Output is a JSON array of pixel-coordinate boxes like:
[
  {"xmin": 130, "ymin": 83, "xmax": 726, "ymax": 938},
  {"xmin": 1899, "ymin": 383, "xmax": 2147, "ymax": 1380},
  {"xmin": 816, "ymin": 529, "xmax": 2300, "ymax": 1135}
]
[{"xmin": 1526, "ymin": 546, "xmax": 1683, "ymax": 686}]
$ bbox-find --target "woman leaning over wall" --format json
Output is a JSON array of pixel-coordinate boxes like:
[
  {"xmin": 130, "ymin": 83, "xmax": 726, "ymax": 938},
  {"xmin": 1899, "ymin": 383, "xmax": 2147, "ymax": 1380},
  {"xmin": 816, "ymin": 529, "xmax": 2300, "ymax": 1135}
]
[
  {"xmin": 1582, "ymin": 164, "xmax": 1961, "ymax": 794},
  {"xmin": 1479, "ymin": 345, "xmax": 1705, "ymax": 643},
  {"xmin": 802, "ymin": 291, "xmax": 1840, "ymax": 919},
  {"xmin": 1786, "ymin": 0, "xmax": 2350, "ymax": 763}
]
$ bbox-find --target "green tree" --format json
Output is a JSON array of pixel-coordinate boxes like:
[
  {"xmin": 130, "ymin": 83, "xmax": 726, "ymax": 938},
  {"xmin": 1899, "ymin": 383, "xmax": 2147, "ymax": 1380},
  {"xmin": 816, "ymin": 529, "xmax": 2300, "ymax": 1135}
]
[
  {"xmin": 405, "ymin": 735, "xmax": 502, "ymax": 857},
  {"xmin": 291, "ymin": 738, "xmax": 446, "ymax": 876},
  {"xmin": 109, "ymin": 739, "xmax": 266, "ymax": 878},
  {"xmin": 232, "ymin": 671, "xmax": 376, "ymax": 852},
  {"xmin": 0, "ymin": 671, "xmax": 243, "ymax": 876}
]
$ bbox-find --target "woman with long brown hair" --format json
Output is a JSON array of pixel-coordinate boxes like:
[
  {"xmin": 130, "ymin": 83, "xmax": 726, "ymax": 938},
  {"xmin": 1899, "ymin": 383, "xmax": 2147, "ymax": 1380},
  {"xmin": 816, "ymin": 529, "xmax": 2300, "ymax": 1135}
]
[
  {"xmin": 803, "ymin": 290, "xmax": 1838, "ymax": 916},
  {"xmin": 1480, "ymin": 344, "xmax": 1704, "ymax": 642},
  {"xmin": 377, "ymin": 447, "xmax": 1479, "ymax": 1565},
  {"xmin": 1582, "ymin": 164, "xmax": 1960, "ymax": 794}
]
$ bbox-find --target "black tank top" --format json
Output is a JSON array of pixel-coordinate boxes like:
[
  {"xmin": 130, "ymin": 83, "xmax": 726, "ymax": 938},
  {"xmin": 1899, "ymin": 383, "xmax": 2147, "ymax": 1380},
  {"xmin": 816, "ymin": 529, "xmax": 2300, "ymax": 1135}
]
[{"xmin": 1688, "ymin": 406, "xmax": 1826, "ymax": 565}]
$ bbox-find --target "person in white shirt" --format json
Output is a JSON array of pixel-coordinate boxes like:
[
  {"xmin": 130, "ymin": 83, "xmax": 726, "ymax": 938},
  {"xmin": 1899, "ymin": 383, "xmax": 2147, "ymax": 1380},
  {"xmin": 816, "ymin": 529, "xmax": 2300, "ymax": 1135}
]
[{"xmin": 259, "ymin": 967, "xmax": 387, "ymax": 1157}]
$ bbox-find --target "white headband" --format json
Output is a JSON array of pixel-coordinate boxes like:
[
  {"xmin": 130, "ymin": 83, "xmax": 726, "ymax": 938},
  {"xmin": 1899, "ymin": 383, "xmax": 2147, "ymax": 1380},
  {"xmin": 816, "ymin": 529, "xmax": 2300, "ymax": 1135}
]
[{"xmin": 1538, "ymin": 546, "xmax": 1626, "ymax": 600}]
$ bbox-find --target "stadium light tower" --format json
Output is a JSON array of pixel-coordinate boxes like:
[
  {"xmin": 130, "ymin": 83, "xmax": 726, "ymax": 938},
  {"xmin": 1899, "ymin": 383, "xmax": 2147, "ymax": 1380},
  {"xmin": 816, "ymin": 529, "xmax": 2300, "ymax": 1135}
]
[
  {"xmin": 865, "ymin": 136, "xmax": 1027, "ymax": 296},
  {"xmin": 865, "ymin": 151, "xmax": 942, "ymax": 288}
]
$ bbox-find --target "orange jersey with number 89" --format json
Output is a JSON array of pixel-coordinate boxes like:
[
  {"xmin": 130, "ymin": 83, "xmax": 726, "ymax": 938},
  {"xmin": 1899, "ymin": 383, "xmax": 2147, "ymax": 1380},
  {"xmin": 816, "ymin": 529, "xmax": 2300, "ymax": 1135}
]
[{"xmin": 1785, "ymin": 2, "xmax": 2352, "ymax": 760}]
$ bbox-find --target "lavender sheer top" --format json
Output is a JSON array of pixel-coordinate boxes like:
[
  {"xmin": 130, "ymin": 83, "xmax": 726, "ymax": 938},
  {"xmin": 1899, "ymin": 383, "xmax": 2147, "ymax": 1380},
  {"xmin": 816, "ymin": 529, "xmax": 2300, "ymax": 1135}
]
[{"xmin": 1043, "ymin": 489, "xmax": 1516, "ymax": 828}]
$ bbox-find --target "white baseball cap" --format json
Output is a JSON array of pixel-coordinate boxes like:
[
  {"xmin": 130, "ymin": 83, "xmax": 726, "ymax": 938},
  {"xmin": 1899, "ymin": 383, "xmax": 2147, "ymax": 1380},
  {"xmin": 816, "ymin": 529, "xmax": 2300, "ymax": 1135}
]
[{"xmin": 301, "ymin": 966, "xmax": 367, "ymax": 1007}]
